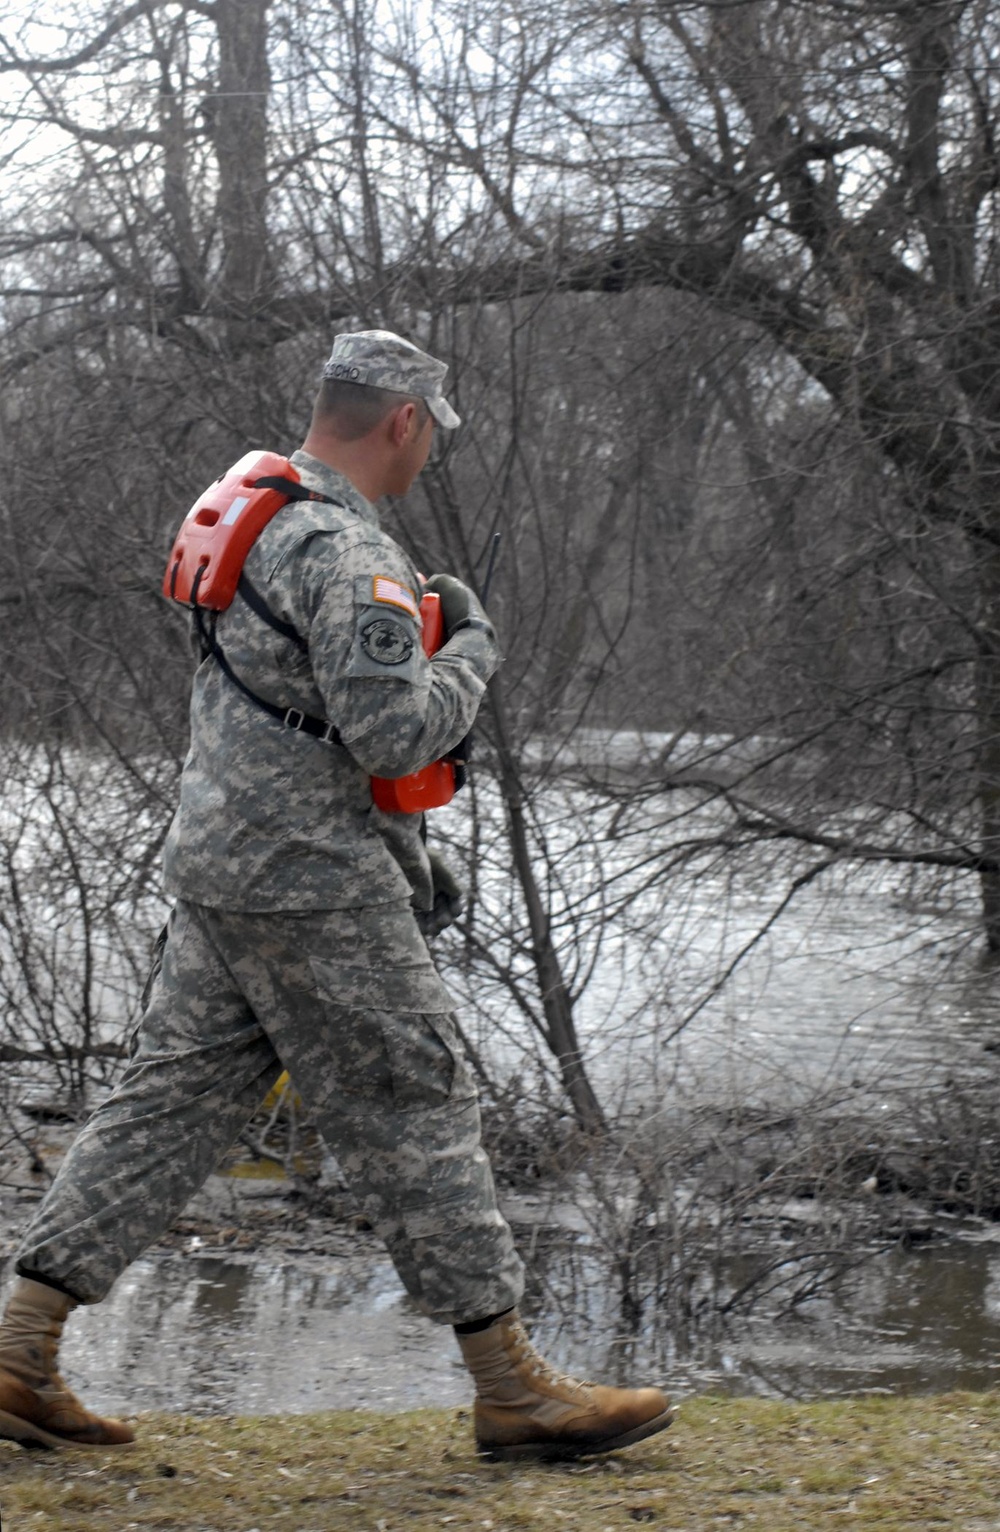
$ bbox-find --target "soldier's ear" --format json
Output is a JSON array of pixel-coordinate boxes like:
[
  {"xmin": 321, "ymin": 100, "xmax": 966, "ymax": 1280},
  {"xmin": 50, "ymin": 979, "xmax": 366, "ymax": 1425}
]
[{"xmin": 388, "ymin": 400, "xmax": 419, "ymax": 446}]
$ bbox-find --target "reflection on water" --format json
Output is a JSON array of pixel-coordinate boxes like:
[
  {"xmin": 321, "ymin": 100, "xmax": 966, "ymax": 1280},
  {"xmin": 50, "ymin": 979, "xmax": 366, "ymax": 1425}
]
[
  {"xmin": 693, "ymin": 1238, "xmax": 1000, "ymax": 1399},
  {"xmin": 56, "ymin": 1252, "xmax": 471, "ymax": 1418},
  {"xmin": 39, "ymin": 1229, "xmax": 1000, "ymax": 1419}
]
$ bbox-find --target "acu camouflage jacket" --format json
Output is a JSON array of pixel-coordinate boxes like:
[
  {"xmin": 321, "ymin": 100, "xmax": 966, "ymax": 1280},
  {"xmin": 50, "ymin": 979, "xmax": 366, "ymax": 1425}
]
[{"xmin": 162, "ymin": 451, "xmax": 499, "ymax": 912}]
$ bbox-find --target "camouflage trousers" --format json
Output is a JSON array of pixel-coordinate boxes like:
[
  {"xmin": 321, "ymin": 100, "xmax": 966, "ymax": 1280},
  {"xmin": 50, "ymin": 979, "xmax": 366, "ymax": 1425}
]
[{"xmin": 16, "ymin": 899, "xmax": 524, "ymax": 1324}]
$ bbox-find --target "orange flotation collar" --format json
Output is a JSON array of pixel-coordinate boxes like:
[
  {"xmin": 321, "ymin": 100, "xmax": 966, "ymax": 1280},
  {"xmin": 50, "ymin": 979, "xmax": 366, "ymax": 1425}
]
[
  {"xmin": 162, "ymin": 450, "xmax": 459, "ymax": 813},
  {"xmin": 163, "ymin": 450, "xmax": 314, "ymax": 610}
]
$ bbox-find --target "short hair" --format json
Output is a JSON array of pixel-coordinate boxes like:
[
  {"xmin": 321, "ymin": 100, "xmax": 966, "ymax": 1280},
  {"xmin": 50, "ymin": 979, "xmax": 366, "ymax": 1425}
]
[{"xmin": 311, "ymin": 378, "xmax": 429, "ymax": 441}]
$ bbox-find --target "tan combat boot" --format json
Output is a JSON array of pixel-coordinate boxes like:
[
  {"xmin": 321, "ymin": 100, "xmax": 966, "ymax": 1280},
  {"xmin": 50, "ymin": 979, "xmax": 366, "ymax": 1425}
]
[
  {"xmin": 457, "ymin": 1311, "xmax": 673, "ymax": 1461},
  {"xmin": 0, "ymin": 1277, "xmax": 134, "ymax": 1449}
]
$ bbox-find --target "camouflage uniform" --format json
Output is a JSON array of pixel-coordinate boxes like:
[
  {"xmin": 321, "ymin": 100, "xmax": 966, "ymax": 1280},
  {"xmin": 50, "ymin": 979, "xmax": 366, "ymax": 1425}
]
[
  {"xmin": 160, "ymin": 447, "xmax": 494, "ymax": 915},
  {"xmin": 15, "ymin": 333, "xmax": 525, "ymax": 1326}
]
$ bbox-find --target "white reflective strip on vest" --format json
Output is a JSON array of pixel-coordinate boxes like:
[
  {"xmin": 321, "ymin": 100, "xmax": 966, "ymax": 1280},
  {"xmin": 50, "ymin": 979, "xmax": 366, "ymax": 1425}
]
[{"xmin": 222, "ymin": 495, "xmax": 250, "ymax": 526}]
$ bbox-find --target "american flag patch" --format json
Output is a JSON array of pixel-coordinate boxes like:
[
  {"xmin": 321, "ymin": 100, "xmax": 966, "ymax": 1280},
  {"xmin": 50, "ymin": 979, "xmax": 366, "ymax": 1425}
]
[{"xmin": 372, "ymin": 575, "xmax": 418, "ymax": 617}]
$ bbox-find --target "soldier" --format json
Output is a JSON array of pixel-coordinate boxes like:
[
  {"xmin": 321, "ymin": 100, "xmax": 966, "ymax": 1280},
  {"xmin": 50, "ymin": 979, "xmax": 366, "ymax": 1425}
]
[{"xmin": 0, "ymin": 331, "xmax": 672, "ymax": 1462}]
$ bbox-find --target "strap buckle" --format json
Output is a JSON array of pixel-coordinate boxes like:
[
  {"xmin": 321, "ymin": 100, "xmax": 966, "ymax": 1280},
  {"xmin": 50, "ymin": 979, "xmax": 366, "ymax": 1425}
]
[{"xmin": 283, "ymin": 706, "xmax": 339, "ymax": 745}]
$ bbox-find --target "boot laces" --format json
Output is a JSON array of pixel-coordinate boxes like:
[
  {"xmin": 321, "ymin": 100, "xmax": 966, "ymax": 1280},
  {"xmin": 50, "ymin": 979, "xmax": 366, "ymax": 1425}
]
[{"xmin": 509, "ymin": 1322, "xmax": 593, "ymax": 1397}]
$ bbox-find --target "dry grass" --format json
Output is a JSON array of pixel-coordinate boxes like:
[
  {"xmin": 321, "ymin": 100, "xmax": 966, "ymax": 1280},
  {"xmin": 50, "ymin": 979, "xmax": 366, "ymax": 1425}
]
[{"xmin": 1, "ymin": 1394, "xmax": 999, "ymax": 1530}]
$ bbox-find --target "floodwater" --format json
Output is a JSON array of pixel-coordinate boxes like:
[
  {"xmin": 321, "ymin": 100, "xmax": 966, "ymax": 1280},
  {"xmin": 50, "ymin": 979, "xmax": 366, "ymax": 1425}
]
[
  {"xmin": 6, "ymin": 772, "xmax": 1000, "ymax": 1415},
  {"xmin": 51, "ymin": 1223, "xmax": 1000, "ymax": 1419}
]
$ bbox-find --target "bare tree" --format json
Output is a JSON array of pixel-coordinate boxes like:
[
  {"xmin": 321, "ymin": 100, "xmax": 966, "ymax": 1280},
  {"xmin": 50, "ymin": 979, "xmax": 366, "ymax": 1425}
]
[
  {"xmin": 401, "ymin": 0, "xmax": 1000, "ymax": 943},
  {"xmin": 2, "ymin": 0, "xmax": 999, "ymax": 1157}
]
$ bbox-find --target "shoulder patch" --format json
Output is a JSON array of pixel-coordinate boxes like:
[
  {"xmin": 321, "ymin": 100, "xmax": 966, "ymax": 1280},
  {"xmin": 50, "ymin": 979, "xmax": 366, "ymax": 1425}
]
[
  {"xmin": 361, "ymin": 617, "xmax": 415, "ymax": 667},
  {"xmin": 346, "ymin": 570, "xmax": 422, "ymax": 681},
  {"xmin": 372, "ymin": 575, "xmax": 419, "ymax": 618}
]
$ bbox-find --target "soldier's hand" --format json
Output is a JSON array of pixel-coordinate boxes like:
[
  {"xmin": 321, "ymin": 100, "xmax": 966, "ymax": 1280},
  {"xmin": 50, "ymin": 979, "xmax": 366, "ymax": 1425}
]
[
  {"xmin": 422, "ymin": 572, "xmax": 493, "ymax": 639},
  {"xmin": 415, "ymin": 847, "xmax": 465, "ymax": 937}
]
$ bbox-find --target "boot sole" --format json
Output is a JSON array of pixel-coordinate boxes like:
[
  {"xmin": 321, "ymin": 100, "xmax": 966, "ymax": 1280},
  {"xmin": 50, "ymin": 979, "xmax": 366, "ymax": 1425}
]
[
  {"xmin": 0, "ymin": 1407, "xmax": 135, "ymax": 1451},
  {"xmin": 477, "ymin": 1404, "xmax": 675, "ymax": 1462}
]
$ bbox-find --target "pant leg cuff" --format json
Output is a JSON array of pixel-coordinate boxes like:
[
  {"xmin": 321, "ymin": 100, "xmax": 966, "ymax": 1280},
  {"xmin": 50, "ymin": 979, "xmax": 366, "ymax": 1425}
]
[{"xmin": 14, "ymin": 1263, "xmax": 85, "ymax": 1304}]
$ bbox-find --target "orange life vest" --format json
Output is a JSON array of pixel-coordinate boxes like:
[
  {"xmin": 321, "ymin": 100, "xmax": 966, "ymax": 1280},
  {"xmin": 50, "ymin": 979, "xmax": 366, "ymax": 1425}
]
[
  {"xmin": 370, "ymin": 594, "xmax": 459, "ymax": 814},
  {"xmin": 163, "ymin": 451, "xmax": 459, "ymax": 813},
  {"xmin": 163, "ymin": 450, "xmax": 307, "ymax": 610}
]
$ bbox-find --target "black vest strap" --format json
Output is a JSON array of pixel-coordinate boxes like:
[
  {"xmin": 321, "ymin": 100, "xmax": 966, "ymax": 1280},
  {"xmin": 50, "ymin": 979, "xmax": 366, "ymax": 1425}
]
[
  {"xmin": 194, "ymin": 603, "xmax": 343, "ymax": 746},
  {"xmin": 236, "ymin": 573, "xmax": 308, "ymax": 652},
  {"xmin": 189, "ymin": 487, "xmax": 345, "ymax": 747},
  {"xmin": 250, "ymin": 474, "xmax": 325, "ymax": 502}
]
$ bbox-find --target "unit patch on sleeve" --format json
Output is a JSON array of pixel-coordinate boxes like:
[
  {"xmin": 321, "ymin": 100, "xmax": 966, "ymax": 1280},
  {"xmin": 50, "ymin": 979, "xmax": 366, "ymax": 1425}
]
[
  {"xmin": 347, "ymin": 572, "xmax": 423, "ymax": 681},
  {"xmin": 361, "ymin": 617, "xmax": 415, "ymax": 666},
  {"xmin": 372, "ymin": 575, "xmax": 419, "ymax": 618}
]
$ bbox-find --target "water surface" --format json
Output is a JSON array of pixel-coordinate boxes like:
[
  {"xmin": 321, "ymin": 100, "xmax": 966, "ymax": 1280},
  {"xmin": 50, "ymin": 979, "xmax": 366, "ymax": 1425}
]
[{"xmin": 50, "ymin": 1226, "xmax": 1000, "ymax": 1419}]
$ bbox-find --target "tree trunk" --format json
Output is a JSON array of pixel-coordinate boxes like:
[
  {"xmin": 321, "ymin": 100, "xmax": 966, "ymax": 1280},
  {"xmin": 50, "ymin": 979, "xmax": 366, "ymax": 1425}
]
[
  {"xmin": 212, "ymin": 0, "xmax": 274, "ymax": 346},
  {"xmin": 976, "ymin": 542, "xmax": 1000, "ymax": 951},
  {"xmin": 487, "ymin": 683, "xmax": 608, "ymax": 1137}
]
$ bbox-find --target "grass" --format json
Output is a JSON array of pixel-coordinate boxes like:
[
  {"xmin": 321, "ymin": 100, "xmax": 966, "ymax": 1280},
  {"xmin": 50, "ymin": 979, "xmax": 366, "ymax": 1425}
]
[{"xmin": 1, "ymin": 1394, "xmax": 999, "ymax": 1530}]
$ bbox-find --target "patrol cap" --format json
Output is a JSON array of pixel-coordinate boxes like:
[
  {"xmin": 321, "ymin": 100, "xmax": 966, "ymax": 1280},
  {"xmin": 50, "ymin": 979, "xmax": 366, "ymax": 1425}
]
[{"xmin": 322, "ymin": 329, "xmax": 461, "ymax": 429}]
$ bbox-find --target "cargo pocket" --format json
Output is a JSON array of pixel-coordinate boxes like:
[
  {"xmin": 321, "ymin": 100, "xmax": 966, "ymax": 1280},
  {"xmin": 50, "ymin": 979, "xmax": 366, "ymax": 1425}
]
[
  {"xmin": 309, "ymin": 958, "xmax": 469, "ymax": 1111},
  {"xmin": 400, "ymin": 1174, "xmax": 525, "ymax": 1323}
]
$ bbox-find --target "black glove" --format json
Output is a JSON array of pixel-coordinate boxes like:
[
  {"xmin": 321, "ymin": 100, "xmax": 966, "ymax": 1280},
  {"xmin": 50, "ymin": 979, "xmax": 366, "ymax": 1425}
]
[
  {"xmin": 415, "ymin": 848, "xmax": 465, "ymax": 937},
  {"xmin": 422, "ymin": 572, "xmax": 493, "ymax": 639}
]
